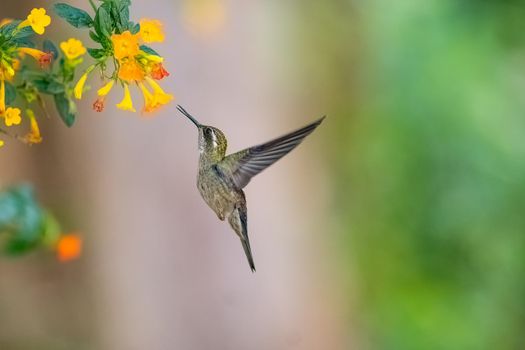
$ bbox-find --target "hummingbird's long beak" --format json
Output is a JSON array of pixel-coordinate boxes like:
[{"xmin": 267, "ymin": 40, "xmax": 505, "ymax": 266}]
[{"xmin": 177, "ymin": 105, "xmax": 201, "ymax": 128}]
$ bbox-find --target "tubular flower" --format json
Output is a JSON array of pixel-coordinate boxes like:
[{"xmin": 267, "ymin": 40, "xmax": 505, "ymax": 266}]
[
  {"xmin": 1, "ymin": 62, "xmax": 16, "ymax": 81},
  {"xmin": 18, "ymin": 47, "xmax": 53, "ymax": 68},
  {"xmin": 60, "ymin": 38, "xmax": 87, "ymax": 60},
  {"xmin": 74, "ymin": 72, "xmax": 89, "ymax": 99},
  {"xmin": 19, "ymin": 8, "xmax": 51, "ymax": 35},
  {"xmin": 0, "ymin": 79, "xmax": 5, "ymax": 113},
  {"xmin": 92, "ymin": 80, "xmax": 115, "ymax": 112},
  {"xmin": 111, "ymin": 31, "xmax": 140, "ymax": 60},
  {"xmin": 23, "ymin": 109, "xmax": 42, "ymax": 144},
  {"xmin": 139, "ymin": 79, "xmax": 173, "ymax": 113},
  {"xmin": 56, "ymin": 234, "xmax": 82, "ymax": 262},
  {"xmin": 73, "ymin": 65, "xmax": 96, "ymax": 100},
  {"xmin": 139, "ymin": 52, "xmax": 163, "ymax": 64},
  {"xmin": 146, "ymin": 77, "xmax": 173, "ymax": 105},
  {"xmin": 98, "ymin": 80, "xmax": 115, "ymax": 97},
  {"xmin": 4, "ymin": 107, "xmax": 22, "ymax": 127},
  {"xmin": 139, "ymin": 19, "xmax": 165, "ymax": 43},
  {"xmin": 118, "ymin": 59, "xmax": 145, "ymax": 82},
  {"xmin": 150, "ymin": 62, "xmax": 170, "ymax": 80},
  {"xmin": 139, "ymin": 82, "xmax": 156, "ymax": 113},
  {"xmin": 116, "ymin": 84, "xmax": 136, "ymax": 112},
  {"xmin": 11, "ymin": 59, "xmax": 20, "ymax": 73}
]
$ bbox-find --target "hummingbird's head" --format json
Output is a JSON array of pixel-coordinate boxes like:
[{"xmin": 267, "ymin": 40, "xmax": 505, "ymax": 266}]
[{"xmin": 177, "ymin": 105, "xmax": 228, "ymax": 158}]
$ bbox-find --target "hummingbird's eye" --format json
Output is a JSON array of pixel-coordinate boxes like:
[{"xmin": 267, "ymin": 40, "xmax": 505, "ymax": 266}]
[{"xmin": 204, "ymin": 128, "xmax": 212, "ymax": 136}]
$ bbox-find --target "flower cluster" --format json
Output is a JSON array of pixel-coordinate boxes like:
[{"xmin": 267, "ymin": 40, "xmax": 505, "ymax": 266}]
[
  {"xmin": 0, "ymin": 8, "xmax": 52, "ymax": 147},
  {"xmin": 55, "ymin": 2, "xmax": 173, "ymax": 114},
  {"xmin": 0, "ymin": 0, "xmax": 174, "ymax": 262},
  {"xmin": 0, "ymin": 1, "xmax": 174, "ymax": 149}
]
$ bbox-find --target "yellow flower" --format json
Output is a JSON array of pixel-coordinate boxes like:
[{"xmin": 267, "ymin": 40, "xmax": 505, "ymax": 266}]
[
  {"xmin": 1, "ymin": 61, "xmax": 15, "ymax": 81},
  {"xmin": 139, "ymin": 19, "xmax": 165, "ymax": 43},
  {"xmin": 111, "ymin": 31, "xmax": 140, "ymax": 60},
  {"xmin": 12, "ymin": 59, "xmax": 20, "ymax": 72},
  {"xmin": 117, "ymin": 84, "xmax": 136, "ymax": 112},
  {"xmin": 118, "ymin": 59, "xmax": 145, "ymax": 82},
  {"xmin": 139, "ymin": 79, "xmax": 173, "ymax": 113},
  {"xmin": 23, "ymin": 109, "xmax": 42, "ymax": 144},
  {"xmin": 4, "ymin": 107, "xmax": 22, "ymax": 127},
  {"xmin": 0, "ymin": 139, "xmax": 4, "ymax": 147},
  {"xmin": 146, "ymin": 76, "xmax": 174, "ymax": 104},
  {"xmin": 0, "ymin": 79, "xmax": 5, "ymax": 113},
  {"xmin": 139, "ymin": 82, "xmax": 156, "ymax": 113},
  {"xmin": 74, "ymin": 72, "xmax": 89, "ymax": 100},
  {"xmin": 60, "ymin": 38, "xmax": 86, "ymax": 60},
  {"xmin": 98, "ymin": 80, "xmax": 115, "ymax": 97},
  {"xmin": 20, "ymin": 8, "xmax": 51, "ymax": 35},
  {"xmin": 18, "ymin": 47, "xmax": 53, "ymax": 68}
]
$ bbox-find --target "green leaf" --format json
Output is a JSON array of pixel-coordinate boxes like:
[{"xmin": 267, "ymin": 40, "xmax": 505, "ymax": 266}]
[
  {"xmin": 140, "ymin": 45, "xmax": 160, "ymax": 57},
  {"xmin": 33, "ymin": 78, "xmax": 65, "ymax": 95},
  {"xmin": 4, "ymin": 82, "xmax": 16, "ymax": 104},
  {"xmin": 94, "ymin": 6, "xmax": 112, "ymax": 38},
  {"xmin": 0, "ymin": 20, "xmax": 21, "ymax": 37},
  {"xmin": 130, "ymin": 22, "xmax": 140, "ymax": 35},
  {"xmin": 0, "ymin": 185, "xmax": 28, "ymax": 229},
  {"xmin": 54, "ymin": 93, "xmax": 77, "ymax": 127},
  {"xmin": 0, "ymin": 185, "xmax": 45, "ymax": 254},
  {"xmin": 87, "ymin": 48, "xmax": 107, "ymax": 60},
  {"xmin": 89, "ymin": 30, "xmax": 102, "ymax": 43},
  {"xmin": 43, "ymin": 40, "xmax": 59, "ymax": 60},
  {"xmin": 53, "ymin": 3, "xmax": 94, "ymax": 28},
  {"xmin": 15, "ymin": 39, "xmax": 36, "ymax": 48},
  {"xmin": 20, "ymin": 69, "xmax": 47, "ymax": 81},
  {"xmin": 13, "ymin": 26, "xmax": 35, "ymax": 40},
  {"xmin": 4, "ymin": 239, "xmax": 37, "ymax": 256}
]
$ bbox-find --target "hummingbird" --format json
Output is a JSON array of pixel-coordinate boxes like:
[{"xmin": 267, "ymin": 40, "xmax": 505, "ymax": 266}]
[{"xmin": 177, "ymin": 105, "xmax": 325, "ymax": 272}]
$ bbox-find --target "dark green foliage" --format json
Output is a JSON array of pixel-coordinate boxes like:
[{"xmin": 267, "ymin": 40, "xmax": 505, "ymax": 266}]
[
  {"xmin": 294, "ymin": 0, "xmax": 525, "ymax": 349},
  {"xmin": 87, "ymin": 48, "xmax": 107, "ymax": 60},
  {"xmin": 53, "ymin": 3, "xmax": 94, "ymax": 28},
  {"xmin": 89, "ymin": 30, "xmax": 102, "ymax": 43},
  {"xmin": 94, "ymin": 6, "xmax": 112, "ymax": 38},
  {"xmin": 4, "ymin": 82, "xmax": 16, "ymax": 104},
  {"xmin": 32, "ymin": 77, "xmax": 66, "ymax": 95},
  {"xmin": 54, "ymin": 93, "xmax": 76, "ymax": 127},
  {"xmin": 139, "ymin": 45, "xmax": 159, "ymax": 56},
  {"xmin": 0, "ymin": 185, "xmax": 59, "ymax": 256}
]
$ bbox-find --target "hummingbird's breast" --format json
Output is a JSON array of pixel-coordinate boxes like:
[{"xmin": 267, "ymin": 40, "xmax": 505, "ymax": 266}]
[{"xmin": 197, "ymin": 164, "xmax": 241, "ymax": 221}]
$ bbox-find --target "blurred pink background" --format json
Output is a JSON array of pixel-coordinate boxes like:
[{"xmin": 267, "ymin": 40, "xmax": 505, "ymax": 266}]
[{"xmin": 0, "ymin": 1, "xmax": 345, "ymax": 349}]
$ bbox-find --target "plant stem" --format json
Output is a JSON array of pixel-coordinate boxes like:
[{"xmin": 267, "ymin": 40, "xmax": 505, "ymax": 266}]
[{"xmin": 89, "ymin": 0, "xmax": 97, "ymax": 13}]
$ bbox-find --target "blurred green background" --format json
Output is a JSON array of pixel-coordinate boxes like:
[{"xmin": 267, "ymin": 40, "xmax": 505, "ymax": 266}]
[
  {"xmin": 293, "ymin": 0, "xmax": 525, "ymax": 349},
  {"xmin": 2, "ymin": 0, "xmax": 525, "ymax": 349}
]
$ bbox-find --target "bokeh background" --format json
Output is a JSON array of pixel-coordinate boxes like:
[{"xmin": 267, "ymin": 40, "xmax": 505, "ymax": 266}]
[{"xmin": 1, "ymin": 0, "xmax": 525, "ymax": 349}]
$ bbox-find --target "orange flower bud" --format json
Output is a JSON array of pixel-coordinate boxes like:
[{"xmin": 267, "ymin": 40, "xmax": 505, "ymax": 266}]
[
  {"xmin": 56, "ymin": 234, "xmax": 82, "ymax": 262},
  {"xmin": 150, "ymin": 63, "xmax": 170, "ymax": 80},
  {"xmin": 93, "ymin": 97, "xmax": 105, "ymax": 112}
]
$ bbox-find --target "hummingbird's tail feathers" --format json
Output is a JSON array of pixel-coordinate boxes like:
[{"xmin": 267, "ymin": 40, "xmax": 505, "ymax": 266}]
[
  {"xmin": 241, "ymin": 237, "xmax": 256, "ymax": 273},
  {"xmin": 223, "ymin": 116, "xmax": 326, "ymax": 189},
  {"xmin": 228, "ymin": 202, "xmax": 256, "ymax": 272}
]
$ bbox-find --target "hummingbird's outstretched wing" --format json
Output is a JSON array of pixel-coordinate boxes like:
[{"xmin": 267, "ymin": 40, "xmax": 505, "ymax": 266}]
[{"xmin": 222, "ymin": 117, "xmax": 325, "ymax": 189}]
